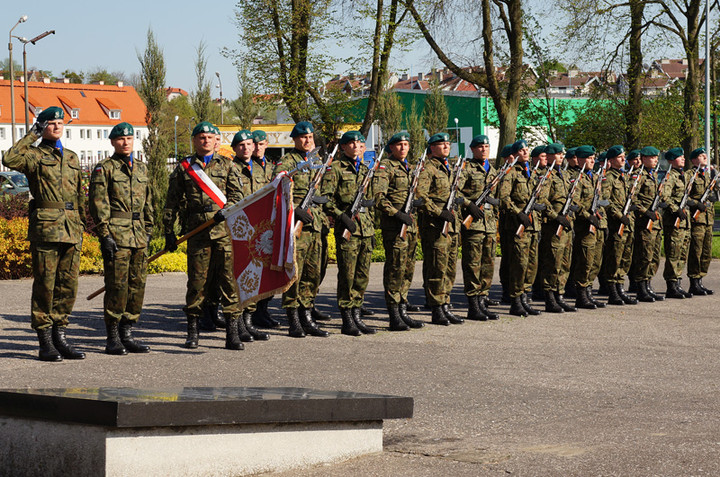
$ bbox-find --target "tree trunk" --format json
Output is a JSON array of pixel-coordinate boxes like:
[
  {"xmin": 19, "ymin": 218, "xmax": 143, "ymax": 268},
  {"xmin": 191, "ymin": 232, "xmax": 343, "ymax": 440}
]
[{"xmin": 624, "ymin": 0, "xmax": 644, "ymax": 150}]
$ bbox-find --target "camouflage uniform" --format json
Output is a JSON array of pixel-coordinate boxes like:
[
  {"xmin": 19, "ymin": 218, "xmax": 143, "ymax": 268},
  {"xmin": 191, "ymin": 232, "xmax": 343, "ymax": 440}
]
[
  {"xmin": 524, "ymin": 166, "xmax": 547, "ymax": 294},
  {"xmin": 417, "ymin": 156, "xmax": 461, "ymax": 306},
  {"xmin": 569, "ymin": 169, "xmax": 596, "ymax": 288},
  {"xmin": 588, "ymin": 168, "xmax": 610, "ymax": 285},
  {"xmin": 661, "ymin": 167, "xmax": 691, "ymax": 281},
  {"xmin": 633, "ymin": 168, "xmax": 663, "ymax": 281},
  {"xmin": 3, "ymin": 132, "xmax": 85, "ymax": 330},
  {"xmin": 602, "ymin": 167, "xmax": 636, "ymax": 283},
  {"xmin": 89, "ymin": 153, "xmax": 154, "ymax": 324},
  {"xmin": 163, "ymin": 153, "xmax": 244, "ymax": 319},
  {"xmin": 274, "ymin": 149, "xmax": 323, "ymax": 309},
  {"xmin": 373, "ymin": 154, "xmax": 418, "ymax": 305},
  {"xmin": 320, "ymin": 152, "xmax": 375, "ymax": 309},
  {"xmin": 539, "ymin": 165, "xmax": 575, "ymax": 294},
  {"xmin": 686, "ymin": 166, "xmax": 716, "ymax": 280}
]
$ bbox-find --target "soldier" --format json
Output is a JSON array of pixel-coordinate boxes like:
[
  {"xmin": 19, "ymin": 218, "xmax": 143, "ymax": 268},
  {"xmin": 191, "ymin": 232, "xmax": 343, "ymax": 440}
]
[
  {"xmin": 497, "ymin": 144, "xmax": 516, "ymax": 304},
  {"xmin": 417, "ymin": 132, "xmax": 464, "ymax": 325},
  {"xmin": 373, "ymin": 132, "xmax": 425, "ymax": 330},
  {"xmin": 89, "ymin": 122, "xmax": 154, "ymax": 354},
  {"xmin": 163, "ymin": 121, "xmax": 245, "ymax": 350},
  {"xmin": 661, "ymin": 147, "xmax": 693, "ymax": 298},
  {"xmin": 686, "ymin": 148, "xmax": 716, "ymax": 295},
  {"xmin": 527, "ymin": 146, "xmax": 548, "ymax": 304},
  {"xmin": 3, "ymin": 106, "xmax": 86, "ymax": 361},
  {"xmin": 632, "ymin": 146, "xmax": 665, "ymax": 302},
  {"xmin": 587, "ymin": 152, "xmax": 610, "ymax": 306},
  {"xmin": 625, "ymin": 149, "xmax": 643, "ymax": 292},
  {"xmin": 601, "ymin": 145, "xmax": 638, "ymax": 305},
  {"xmin": 458, "ymin": 135, "xmax": 500, "ymax": 320},
  {"xmin": 538, "ymin": 143, "xmax": 577, "ymax": 313},
  {"xmin": 274, "ymin": 121, "xmax": 329, "ymax": 338}
]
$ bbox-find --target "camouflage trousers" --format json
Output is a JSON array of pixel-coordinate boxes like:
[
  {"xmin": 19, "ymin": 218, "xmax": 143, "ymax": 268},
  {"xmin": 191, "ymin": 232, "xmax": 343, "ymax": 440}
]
[
  {"xmin": 631, "ymin": 225, "xmax": 662, "ymax": 281},
  {"xmin": 184, "ymin": 236, "xmax": 240, "ymax": 319},
  {"xmin": 687, "ymin": 222, "xmax": 712, "ymax": 278},
  {"xmin": 498, "ymin": 215, "xmax": 510, "ymax": 290},
  {"xmin": 507, "ymin": 228, "xmax": 538, "ymax": 298},
  {"xmin": 420, "ymin": 224, "xmax": 459, "ymax": 306},
  {"xmin": 570, "ymin": 219, "xmax": 597, "ymax": 288},
  {"xmin": 30, "ymin": 241, "xmax": 81, "ymax": 330},
  {"xmin": 603, "ymin": 221, "xmax": 634, "ymax": 283},
  {"xmin": 662, "ymin": 218, "xmax": 690, "ymax": 281},
  {"xmin": 540, "ymin": 222, "xmax": 573, "ymax": 293},
  {"xmin": 103, "ymin": 246, "xmax": 148, "ymax": 324},
  {"xmin": 282, "ymin": 228, "xmax": 321, "ymax": 309},
  {"xmin": 461, "ymin": 229, "xmax": 496, "ymax": 297},
  {"xmin": 336, "ymin": 233, "xmax": 373, "ymax": 309},
  {"xmin": 589, "ymin": 228, "xmax": 606, "ymax": 283},
  {"xmin": 382, "ymin": 227, "xmax": 418, "ymax": 305}
]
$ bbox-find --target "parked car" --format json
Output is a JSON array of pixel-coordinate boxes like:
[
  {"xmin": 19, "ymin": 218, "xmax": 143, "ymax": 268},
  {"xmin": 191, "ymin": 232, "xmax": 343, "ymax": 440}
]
[{"xmin": 0, "ymin": 171, "xmax": 30, "ymax": 197}]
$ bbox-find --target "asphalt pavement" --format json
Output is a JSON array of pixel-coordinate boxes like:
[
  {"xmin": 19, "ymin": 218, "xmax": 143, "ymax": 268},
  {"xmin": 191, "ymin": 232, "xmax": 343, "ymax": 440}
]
[{"xmin": 1, "ymin": 260, "xmax": 719, "ymax": 476}]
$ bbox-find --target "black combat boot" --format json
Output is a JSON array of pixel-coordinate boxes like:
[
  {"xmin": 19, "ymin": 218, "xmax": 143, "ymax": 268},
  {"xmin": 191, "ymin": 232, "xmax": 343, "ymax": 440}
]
[
  {"xmin": 311, "ymin": 306, "xmax": 332, "ymax": 321},
  {"xmin": 509, "ymin": 296, "xmax": 528, "ymax": 317},
  {"xmin": 555, "ymin": 292, "xmax": 576, "ymax": 312},
  {"xmin": 431, "ymin": 305, "xmax": 450, "ymax": 325},
  {"xmin": 352, "ymin": 307, "xmax": 377, "ymax": 334},
  {"xmin": 688, "ymin": 277, "xmax": 707, "ymax": 296},
  {"xmin": 478, "ymin": 296, "xmax": 499, "ymax": 320},
  {"xmin": 597, "ymin": 277, "xmax": 611, "ymax": 296},
  {"xmin": 677, "ymin": 279, "xmax": 693, "ymax": 298},
  {"xmin": 399, "ymin": 302, "xmax": 424, "ymax": 328},
  {"xmin": 545, "ymin": 291, "xmax": 564, "ymax": 313},
  {"xmin": 198, "ymin": 303, "xmax": 217, "ymax": 331},
  {"xmin": 286, "ymin": 308, "xmax": 306, "ymax": 338},
  {"xmin": 403, "ymin": 300, "xmax": 421, "ymax": 312},
  {"xmin": 442, "ymin": 303, "xmax": 464, "ymax": 324},
  {"xmin": 647, "ymin": 281, "xmax": 664, "ymax": 301},
  {"xmin": 37, "ymin": 327, "xmax": 62, "ymax": 362},
  {"xmin": 565, "ymin": 281, "xmax": 578, "ymax": 299},
  {"xmin": 185, "ymin": 317, "xmax": 199, "ymax": 349},
  {"xmin": 299, "ymin": 306, "xmax": 329, "ymax": 337},
  {"xmin": 628, "ymin": 280, "xmax": 639, "ymax": 293},
  {"xmin": 616, "ymin": 283, "xmax": 638, "ymax": 305},
  {"xmin": 465, "ymin": 296, "xmax": 487, "ymax": 321},
  {"xmin": 360, "ymin": 305, "xmax": 375, "ymax": 316},
  {"xmin": 236, "ymin": 311, "xmax": 254, "ymax": 342},
  {"xmin": 484, "ymin": 297, "xmax": 500, "ymax": 306},
  {"xmin": 224, "ymin": 316, "xmax": 244, "ymax": 350},
  {"xmin": 665, "ymin": 280, "xmax": 685, "ymax": 299},
  {"xmin": 105, "ymin": 321, "xmax": 128, "ymax": 355},
  {"xmin": 636, "ymin": 281, "xmax": 655, "ymax": 302},
  {"xmin": 520, "ymin": 293, "xmax": 541, "ymax": 315},
  {"xmin": 340, "ymin": 308, "xmax": 361, "ymax": 336},
  {"xmin": 252, "ymin": 298, "xmax": 280, "ymax": 328},
  {"xmin": 119, "ymin": 319, "xmax": 150, "ymax": 353},
  {"xmin": 501, "ymin": 288, "xmax": 511, "ymax": 304},
  {"xmin": 699, "ymin": 278, "xmax": 714, "ymax": 295},
  {"xmin": 575, "ymin": 286, "xmax": 597, "ymax": 309},
  {"xmin": 587, "ymin": 287, "xmax": 606, "ymax": 308},
  {"xmin": 51, "ymin": 324, "xmax": 85, "ymax": 359},
  {"xmin": 244, "ymin": 310, "xmax": 269, "ymax": 341},
  {"xmin": 607, "ymin": 282, "xmax": 625, "ymax": 305},
  {"xmin": 388, "ymin": 304, "xmax": 409, "ymax": 331}
]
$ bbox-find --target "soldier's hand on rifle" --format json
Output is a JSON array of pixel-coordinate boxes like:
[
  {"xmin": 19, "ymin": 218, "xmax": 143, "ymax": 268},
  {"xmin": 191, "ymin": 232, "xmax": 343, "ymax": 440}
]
[
  {"xmin": 360, "ymin": 199, "xmax": 375, "ymax": 208},
  {"xmin": 454, "ymin": 197, "xmax": 465, "ymax": 206},
  {"xmin": 213, "ymin": 210, "xmax": 225, "ymax": 223},
  {"xmin": 412, "ymin": 198, "xmax": 424, "ymax": 208},
  {"xmin": 394, "ymin": 211, "xmax": 413, "ymax": 226},
  {"xmin": 532, "ymin": 203, "xmax": 547, "ymax": 212},
  {"xmin": 439, "ymin": 209, "xmax": 454, "ymax": 223},
  {"xmin": 294, "ymin": 207, "xmax": 312, "ymax": 225},
  {"xmin": 628, "ymin": 203, "xmax": 638, "ymax": 212},
  {"xmin": 467, "ymin": 202, "xmax": 484, "ymax": 220},
  {"xmin": 676, "ymin": 208, "xmax": 687, "ymax": 221},
  {"xmin": 588, "ymin": 213, "xmax": 600, "ymax": 229},
  {"xmin": 644, "ymin": 209, "xmax": 657, "ymax": 222},
  {"xmin": 557, "ymin": 214, "xmax": 572, "ymax": 230},
  {"xmin": 164, "ymin": 233, "xmax": 178, "ymax": 252},
  {"xmin": 697, "ymin": 201, "xmax": 707, "ymax": 212},
  {"xmin": 101, "ymin": 235, "xmax": 118, "ymax": 262},
  {"xmin": 339, "ymin": 212, "xmax": 357, "ymax": 233},
  {"xmin": 312, "ymin": 195, "xmax": 329, "ymax": 205},
  {"xmin": 30, "ymin": 120, "xmax": 48, "ymax": 136},
  {"xmin": 619, "ymin": 215, "xmax": 630, "ymax": 226},
  {"xmin": 517, "ymin": 211, "xmax": 532, "ymax": 228}
]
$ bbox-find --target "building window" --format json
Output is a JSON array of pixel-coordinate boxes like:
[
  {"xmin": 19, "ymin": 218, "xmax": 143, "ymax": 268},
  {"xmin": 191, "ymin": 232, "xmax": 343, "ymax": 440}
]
[
  {"xmin": 98, "ymin": 151, "xmax": 102, "ymax": 159},
  {"xmin": 71, "ymin": 109, "xmax": 79, "ymax": 119},
  {"xmin": 80, "ymin": 129, "xmax": 84, "ymax": 139},
  {"xmin": 97, "ymin": 129, "xmax": 102, "ymax": 139},
  {"xmin": 109, "ymin": 110, "xmax": 120, "ymax": 120},
  {"xmin": 136, "ymin": 130, "xmax": 141, "ymax": 139},
  {"xmin": 103, "ymin": 130, "xmax": 108, "ymax": 139},
  {"xmin": 66, "ymin": 130, "xmax": 71, "ymax": 139},
  {"xmin": 0, "ymin": 127, "xmax": 5, "ymax": 140},
  {"xmin": 19, "ymin": 127, "xmax": 25, "ymax": 136},
  {"xmin": 80, "ymin": 151, "xmax": 85, "ymax": 160}
]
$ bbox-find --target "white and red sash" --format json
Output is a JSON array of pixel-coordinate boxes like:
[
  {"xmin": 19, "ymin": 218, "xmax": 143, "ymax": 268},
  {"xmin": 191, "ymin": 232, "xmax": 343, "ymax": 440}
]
[{"xmin": 180, "ymin": 158, "xmax": 227, "ymax": 207}]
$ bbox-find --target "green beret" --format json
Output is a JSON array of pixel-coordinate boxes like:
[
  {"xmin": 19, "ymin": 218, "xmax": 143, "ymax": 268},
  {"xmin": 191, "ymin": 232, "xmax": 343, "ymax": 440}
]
[
  {"xmin": 665, "ymin": 147, "xmax": 684, "ymax": 161},
  {"xmin": 500, "ymin": 144, "xmax": 514, "ymax": 158},
  {"xmin": 545, "ymin": 143, "xmax": 564, "ymax": 155},
  {"xmin": 212, "ymin": 126, "xmax": 221, "ymax": 135},
  {"xmin": 231, "ymin": 129, "xmax": 253, "ymax": 147},
  {"xmin": 37, "ymin": 106, "xmax": 64, "ymax": 123},
  {"xmin": 605, "ymin": 145, "xmax": 624, "ymax": 159},
  {"xmin": 387, "ymin": 132, "xmax": 410, "ymax": 146},
  {"xmin": 290, "ymin": 121, "xmax": 314, "ymax": 138},
  {"xmin": 339, "ymin": 131, "xmax": 365, "ymax": 145},
  {"xmin": 627, "ymin": 149, "xmax": 641, "ymax": 161},
  {"xmin": 252, "ymin": 130, "xmax": 267, "ymax": 143},
  {"xmin": 192, "ymin": 121, "xmax": 216, "ymax": 136},
  {"xmin": 109, "ymin": 122, "xmax": 134, "ymax": 139},
  {"xmin": 428, "ymin": 132, "xmax": 450, "ymax": 145},
  {"xmin": 530, "ymin": 145, "xmax": 546, "ymax": 157},
  {"xmin": 640, "ymin": 146, "xmax": 660, "ymax": 157},
  {"xmin": 575, "ymin": 145, "xmax": 596, "ymax": 158},
  {"xmin": 511, "ymin": 139, "xmax": 528, "ymax": 154},
  {"xmin": 690, "ymin": 147, "xmax": 706, "ymax": 159},
  {"xmin": 470, "ymin": 135, "xmax": 490, "ymax": 147},
  {"xmin": 597, "ymin": 152, "xmax": 607, "ymax": 162},
  {"xmin": 565, "ymin": 147, "xmax": 577, "ymax": 159}
]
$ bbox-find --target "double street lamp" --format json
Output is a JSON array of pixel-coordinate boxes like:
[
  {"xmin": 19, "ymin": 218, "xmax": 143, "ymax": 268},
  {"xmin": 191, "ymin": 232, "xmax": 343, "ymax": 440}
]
[
  {"xmin": 14, "ymin": 30, "xmax": 55, "ymax": 132},
  {"xmin": 215, "ymin": 71, "xmax": 223, "ymax": 125},
  {"xmin": 8, "ymin": 14, "xmax": 27, "ymax": 143}
]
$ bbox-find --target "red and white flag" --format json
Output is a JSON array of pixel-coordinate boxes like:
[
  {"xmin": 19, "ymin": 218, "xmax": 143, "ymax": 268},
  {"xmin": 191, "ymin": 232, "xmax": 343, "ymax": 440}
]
[{"xmin": 224, "ymin": 172, "xmax": 296, "ymax": 309}]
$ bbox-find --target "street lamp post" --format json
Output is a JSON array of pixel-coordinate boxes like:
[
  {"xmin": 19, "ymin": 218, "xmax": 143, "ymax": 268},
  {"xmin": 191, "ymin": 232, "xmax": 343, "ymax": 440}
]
[
  {"xmin": 454, "ymin": 117, "xmax": 460, "ymax": 156},
  {"xmin": 215, "ymin": 71, "xmax": 223, "ymax": 125},
  {"xmin": 16, "ymin": 30, "xmax": 55, "ymax": 132},
  {"xmin": 8, "ymin": 14, "xmax": 27, "ymax": 143},
  {"xmin": 174, "ymin": 115, "xmax": 179, "ymax": 160}
]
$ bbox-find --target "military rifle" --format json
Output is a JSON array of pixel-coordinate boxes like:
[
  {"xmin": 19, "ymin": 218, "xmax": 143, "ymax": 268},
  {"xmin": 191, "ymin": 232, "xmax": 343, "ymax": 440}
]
[
  {"xmin": 516, "ymin": 165, "xmax": 553, "ymax": 237},
  {"xmin": 674, "ymin": 165, "xmax": 702, "ymax": 228},
  {"xmin": 645, "ymin": 167, "xmax": 670, "ymax": 231},
  {"xmin": 441, "ymin": 155, "xmax": 467, "ymax": 237},
  {"xmin": 461, "ymin": 158, "xmax": 516, "ymax": 229},
  {"xmin": 693, "ymin": 166, "xmax": 718, "ymax": 220},
  {"xmin": 399, "ymin": 150, "xmax": 427, "ymax": 239},
  {"xmin": 588, "ymin": 159, "xmax": 610, "ymax": 234},
  {"xmin": 294, "ymin": 145, "xmax": 336, "ymax": 236},
  {"xmin": 618, "ymin": 165, "xmax": 643, "ymax": 237},
  {"xmin": 555, "ymin": 163, "xmax": 586, "ymax": 237},
  {"xmin": 341, "ymin": 150, "xmax": 385, "ymax": 240}
]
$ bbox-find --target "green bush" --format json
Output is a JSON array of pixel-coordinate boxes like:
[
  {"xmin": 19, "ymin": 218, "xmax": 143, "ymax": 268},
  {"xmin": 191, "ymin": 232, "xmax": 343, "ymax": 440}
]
[{"xmin": 148, "ymin": 251, "xmax": 187, "ymax": 274}]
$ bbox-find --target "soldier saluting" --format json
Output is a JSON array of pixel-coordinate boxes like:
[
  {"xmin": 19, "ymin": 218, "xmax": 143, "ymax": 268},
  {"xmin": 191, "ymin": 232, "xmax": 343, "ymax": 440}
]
[
  {"xmin": 89, "ymin": 122, "xmax": 153, "ymax": 354},
  {"xmin": 3, "ymin": 106, "xmax": 86, "ymax": 361}
]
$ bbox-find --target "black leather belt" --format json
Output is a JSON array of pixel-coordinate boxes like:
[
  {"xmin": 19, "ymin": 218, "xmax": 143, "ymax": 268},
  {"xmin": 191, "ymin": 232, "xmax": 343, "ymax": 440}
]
[
  {"xmin": 111, "ymin": 211, "xmax": 142, "ymax": 220},
  {"xmin": 37, "ymin": 201, "xmax": 75, "ymax": 210},
  {"xmin": 191, "ymin": 204, "xmax": 216, "ymax": 213}
]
